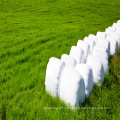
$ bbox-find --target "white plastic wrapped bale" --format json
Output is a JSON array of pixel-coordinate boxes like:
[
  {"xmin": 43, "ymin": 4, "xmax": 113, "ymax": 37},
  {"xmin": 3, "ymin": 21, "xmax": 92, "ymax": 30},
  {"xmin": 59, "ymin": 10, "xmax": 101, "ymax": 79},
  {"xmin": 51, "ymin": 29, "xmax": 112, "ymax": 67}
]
[
  {"xmin": 110, "ymin": 32, "xmax": 120, "ymax": 49},
  {"xmin": 115, "ymin": 28, "xmax": 120, "ymax": 35},
  {"xmin": 107, "ymin": 36, "xmax": 118, "ymax": 56},
  {"xmin": 96, "ymin": 31, "xmax": 107, "ymax": 39},
  {"xmin": 84, "ymin": 37, "xmax": 96, "ymax": 55},
  {"xmin": 105, "ymin": 27, "xmax": 116, "ymax": 36},
  {"xmin": 93, "ymin": 49, "xmax": 108, "ymax": 60},
  {"xmin": 77, "ymin": 40, "xmax": 90, "ymax": 63},
  {"xmin": 112, "ymin": 22, "xmax": 120, "ymax": 34},
  {"xmin": 107, "ymin": 27, "xmax": 116, "ymax": 32},
  {"xmin": 117, "ymin": 20, "xmax": 120, "ymax": 27},
  {"xmin": 61, "ymin": 54, "xmax": 76, "ymax": 67},
  {"xmin": 87, "ymin": 55, "xmax": 104, "ymax": 86},
  {"xmin": 97, "ymin": 38, "xmax": 110, "ymax": 58},
  {"xmin": 88, "ymin": 34, "xmax": 98, "ymax": 43},
  {"xmin": 112, "ymin": 23, "xmax": 120, "ymax": 30},
  {"xmin": 75, "ymin": 64, "xmax": 94, "ymax": 99},
  {"xmin": 93, "ymin": 44, "xmax": 108, "ymax": 59},
  {"xmin": 69, "ymin": 46, "xmax": 84, "ymax": 64},
  {"xmin": 94, "ymin": 55, "xmax": 109, "ymax": 75},
  {"xmin": 45, "ymin": 57, "xmax": 65, "ymax": 97},
  {"xmin": 60, "ymin": 66, "xmax": 85, "ymax": 108}
]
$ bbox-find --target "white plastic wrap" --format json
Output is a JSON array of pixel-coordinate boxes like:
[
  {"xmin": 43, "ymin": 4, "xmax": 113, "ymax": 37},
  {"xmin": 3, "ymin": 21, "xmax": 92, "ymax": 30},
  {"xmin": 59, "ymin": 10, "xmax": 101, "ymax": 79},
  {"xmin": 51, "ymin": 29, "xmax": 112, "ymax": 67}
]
[
  {"xmin": 88, "ymin": 34, "xmax": 98, "ymax": 43},
  {"xmin": 115, "ymin": 29, "xmax": 120, "ymax": 36},
  {"xmin": 87, "ymin": 55, "xmax": 104, "ymax": 85},
  {"xmin": 105, "ymin": 27, "xmax": 116, "ymax": 36},
  {"xmin": 75, "ymin": 64, "xmax": 94, "ymax": 99},
  {"xmin": 107, "ymin": 27, "xmax": 116, "ymax": 32},
  {"xmin": 61, "ymin": 54, "xmax": 76, "ymax": 67},
  {"xmin": 93, "ymin": 49, "xmax": 108, "ymax": 60},
  {"xmin": 94, "ymin": 56, "xmax": 109, "ymax": 75},
  {"xmin": 77, "ymin": 40, "xmax": 90, "ymax": 63},
  {"xmin": 107, "ymin": 36, "xmax": 118, "ymax": 55},
  {"xmin": 96, "ymin": 31, "xmax": 107, "ymax": 38},
  {"xmin": 110, "ymin": 32, "xmax": 120, "ymax": 48},
  {"xmin": 112, "ymin": 23, "xmax": 120, "ymax": 30},
  {"xmin": 97, "ymin": 38, "xmax": 110, "ymax": 58},
  {"xmin": 60, "ymin": 66, "xmax": 85, "ymax": 108},
  {"xmin": 117, "ymin": 20, "xmax": 120, "ymax": 27},
  {"xmin": 84, "ymin": 37, "xmax": 96, "ymax": 55},
  {"xmin": 45, "ymin": 57, "xmax": 65, "ymax": 97},
  {"xmin": 93, "ymin": 44, "xmax": 108, "ymax": 58},
  {"xmin": 69, "ymin": 46, "xmax": 84, "ymax": 64}
]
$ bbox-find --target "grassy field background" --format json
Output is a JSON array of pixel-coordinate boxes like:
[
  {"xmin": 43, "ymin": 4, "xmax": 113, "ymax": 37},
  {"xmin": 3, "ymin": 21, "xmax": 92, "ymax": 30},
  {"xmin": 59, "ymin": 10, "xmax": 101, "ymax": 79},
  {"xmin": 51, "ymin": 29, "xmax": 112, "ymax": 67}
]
[{"xmin": 0, "ymin": 0, "xmax": 120, "ymax": 119}]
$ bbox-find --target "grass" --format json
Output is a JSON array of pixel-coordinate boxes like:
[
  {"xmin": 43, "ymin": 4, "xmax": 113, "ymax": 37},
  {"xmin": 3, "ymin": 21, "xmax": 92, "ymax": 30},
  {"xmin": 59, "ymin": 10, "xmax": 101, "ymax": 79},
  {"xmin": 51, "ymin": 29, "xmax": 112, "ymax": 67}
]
[{"xmin": 0, "ymin": 0, "xmax": 120, "ymax": 119}]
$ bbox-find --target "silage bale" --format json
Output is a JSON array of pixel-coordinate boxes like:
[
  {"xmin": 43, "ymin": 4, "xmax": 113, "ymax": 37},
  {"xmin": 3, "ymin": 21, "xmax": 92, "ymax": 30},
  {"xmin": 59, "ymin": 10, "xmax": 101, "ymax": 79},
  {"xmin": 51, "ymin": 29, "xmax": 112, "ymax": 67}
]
[
  {"xmin": 107, "ymin": 36, "xmax": 118, "ymax": 56},
  {"xmin": 61, "ymin": 54, "xmax": 76, "ymax": 67},
  {"xmin": 88, "ymin": 34, "xmax": 98, "ymax": 43},
  {"xmin": 84, "ymin": 37, "xmax": 96, "ymax": 55},
  {"xmin": 69, "ymin": 46, "xmax": 84, "ymax": 64},
  {"xmin": 93, "ymin": 44, "xmax": 109, "ymax": 58},
  {"xmin": 115, "ymin": 28, "xmax": 120, "ymax": 35},
  {"xmin": 87, "ymin": 55, "xmax": 104, "ymax": 85},
  {"xmin": 110, "ymin": 32, "xmax": 120, "ymax": 49},
  {"xmin": 75, "ymin": 64, "xmax": 94, "ymax": 99},
  {"xmin": 93, "ymin": 48, "xmax": 108, "ymax": 60},
  {"xmin": 105, "ymin": 26, "xmax": 120, "ymax": 49},
  {"xmin": 107, "ymin": 27, "xmax": 116, "ymax": 32},
  {"xmin": 112, "ymin": 23, "xmax": 120, "ymax": 30},
  {"xmin": 97, "ymin": 38, "xmax": 110, "ymax": 58},
  {"xmin": 94, "ymin": 55, "xmax": 109, "ymax": 75},
  {"xmin": 45, "ymin": 57, "xmax": 65, "ymax": 97},
  {"xmin": 60, "ymin": 66, "xmax": 85, "ymax": 108},
  {"xmin": 117, "ymin": 20, "xmax": 120, "ymax": 27},
  {"xmin": 93, "ymin": 45, "xmax": 109, "ymax": 75},
  {"xmin": 96, "ymin": 31, "xmax": 107, "ymax": 39},
  {"xmin": 77, "ymin": 40, "xmax": 90, "ymax": 63},
  {"xmin": 105, "ymin": 27, "xmax": 116, "ymax": 36}
]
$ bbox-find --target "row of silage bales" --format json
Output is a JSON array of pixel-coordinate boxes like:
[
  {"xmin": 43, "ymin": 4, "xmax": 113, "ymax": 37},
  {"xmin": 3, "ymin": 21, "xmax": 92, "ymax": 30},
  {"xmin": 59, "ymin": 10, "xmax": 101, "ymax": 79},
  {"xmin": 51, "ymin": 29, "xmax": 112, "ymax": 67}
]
[{"xmin": 45, "ymin": 20, "xmax": 120, "ymax": 108}]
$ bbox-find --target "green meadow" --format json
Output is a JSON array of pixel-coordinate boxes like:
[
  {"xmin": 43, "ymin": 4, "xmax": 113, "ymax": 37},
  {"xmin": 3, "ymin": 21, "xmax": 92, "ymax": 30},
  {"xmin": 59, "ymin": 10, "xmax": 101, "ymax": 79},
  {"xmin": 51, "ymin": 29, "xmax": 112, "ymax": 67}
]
[{"xmin": 0, "ymin": 0, "xmax": 120, "ymax": 119}]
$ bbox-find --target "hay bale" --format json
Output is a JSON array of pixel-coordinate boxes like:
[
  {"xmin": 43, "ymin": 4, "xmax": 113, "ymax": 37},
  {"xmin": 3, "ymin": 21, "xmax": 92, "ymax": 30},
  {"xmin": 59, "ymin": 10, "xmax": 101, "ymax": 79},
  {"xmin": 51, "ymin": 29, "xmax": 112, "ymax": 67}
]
[
  {"xmin": 110, "ymin": 32, "xmax": 120, "ymax": 49},
  {"xmin": 75, "ymin": 64, "xmax": 94, "ymax": 99},
  {"xmin": 61, "ymin": 54, "xmax": 76, "ymax": 67},
  {"xmin": 93, "ymin": 48, "xmax": 108, "ymax": 60},
  {"xmin": 45, "ymin": 57, "xmax": 65, "ymax": 97},
  {"xmin": 117, "ymin": 20, "xmax": 120, "ymax": 27},
  {"xmin": 112, "ymin": 23, "xmax": 120, "ymax": 30},
  {"xmin": 107, "ymin": 36, "xmax": 118, "ymax": 56},
  {"xmin": 93, "ymin": 44, "xmax": 108, "ymax": 58},
  {"xmin": 105, "ymin": 27, "xmax": 116, "ymax": 36},
  {"xmin": 84, "ymin": 37, "xmax": 96, "ymax": 55},
  {"xmin": 87, "ymin": 55, "xmax": 104, "ymax": 85},
  {"xmin": 94, "ymin": 55, "xmax": 109, "ymax": 75},
  {"xmin": 88, "ymin": 34, "xmax": 98, "ymax": 43},
  {"xmin": 69, "ymin": 46, "xmax": 84, "ymax": 64},
  {"xmin": 96, "ymin": 31, "xmax": 107, "ymax": 38},
  {"xmin": 77, "ymin": 40, "xmax": 90, "ymax": 63},
  {"xmin": 60, "ymin": 66, "xmax": 85, "ymax": 108},
  {"xmin": 97, "ymin": 38, "xmax": 110, "ymax": 58}
]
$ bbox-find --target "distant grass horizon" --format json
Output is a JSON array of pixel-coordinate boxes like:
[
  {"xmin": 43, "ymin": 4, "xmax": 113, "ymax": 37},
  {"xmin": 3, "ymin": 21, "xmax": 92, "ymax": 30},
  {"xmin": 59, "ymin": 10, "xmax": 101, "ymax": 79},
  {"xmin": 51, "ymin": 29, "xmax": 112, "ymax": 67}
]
[{"xmin": 0, "ymin": 0, "xmax": 120, "ymax": 119}]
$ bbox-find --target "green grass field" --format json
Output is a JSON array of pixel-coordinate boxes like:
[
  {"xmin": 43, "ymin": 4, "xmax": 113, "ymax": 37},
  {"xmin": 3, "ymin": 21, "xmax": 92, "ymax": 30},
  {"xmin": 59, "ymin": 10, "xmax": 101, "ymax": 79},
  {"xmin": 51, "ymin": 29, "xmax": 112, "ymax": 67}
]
[{"xmin": 0, "ymin": 0, "xmax": 120, "ymax": 119}]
